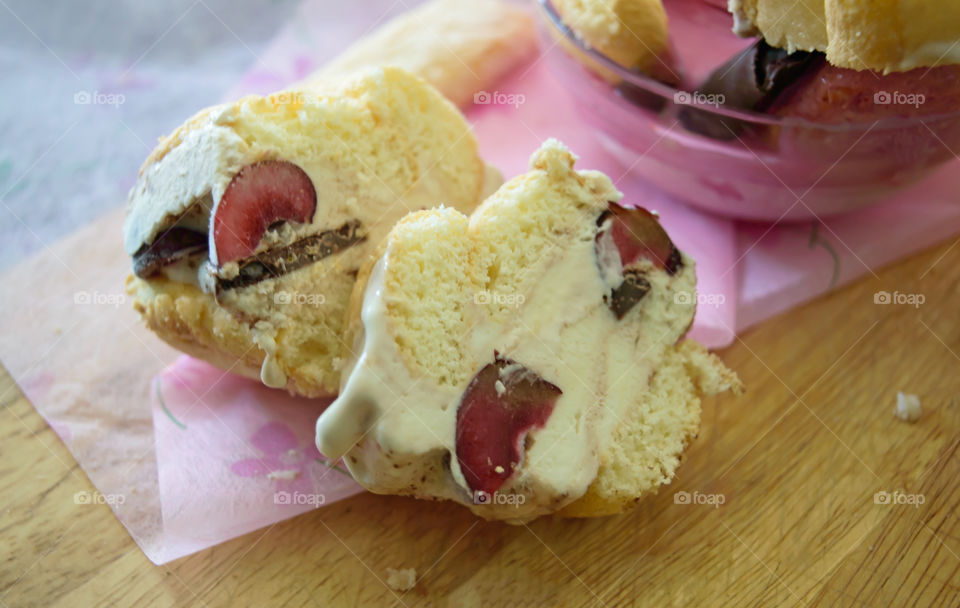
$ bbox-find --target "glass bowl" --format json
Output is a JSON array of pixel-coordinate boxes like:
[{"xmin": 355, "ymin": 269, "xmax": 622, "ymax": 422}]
[{"xmin": 536, "ymin": 0, "xmax": 960, "ymax": 221}]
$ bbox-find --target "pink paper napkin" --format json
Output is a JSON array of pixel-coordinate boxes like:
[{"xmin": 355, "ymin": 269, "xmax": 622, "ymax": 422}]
[
  {"xmin": 151, "ymin": 356, "xmax": 362, "ymax": 559},
  {"xmin": 735, "ymin": 169, "xmax": 960, "ymax": 330}
]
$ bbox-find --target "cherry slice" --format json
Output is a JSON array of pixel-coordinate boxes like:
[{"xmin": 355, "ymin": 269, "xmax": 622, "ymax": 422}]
[
  {"xmin": 604, "ymin": 202, "xmax": 681, "ymax": 274},
  {"xmin": 212, "ymin": 160, "xmax": 317, "ymax": 264},
  {"xmin": 132, "ymin": 227, "xmax": 208, "ymax": 278},
  {"xmin": 455, "ymin": 357, "xmax": 561, "ymax": 496}
]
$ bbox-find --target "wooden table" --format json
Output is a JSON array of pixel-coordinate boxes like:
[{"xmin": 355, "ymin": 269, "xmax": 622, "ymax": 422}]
[{"xmin": 3, "ymin": 239, "xmax": 959, "ymax": 607}]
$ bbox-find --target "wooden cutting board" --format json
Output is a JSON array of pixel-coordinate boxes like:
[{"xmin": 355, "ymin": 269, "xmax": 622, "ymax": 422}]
[{"xmin": 3, "ymin": 239, "xmax": 959, "ymax": 607}]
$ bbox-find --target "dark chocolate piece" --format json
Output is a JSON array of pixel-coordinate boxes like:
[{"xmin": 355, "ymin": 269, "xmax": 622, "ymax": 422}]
[
  {"xmin": 218, "ymin": 220, "xmax": 365, "ymax": 290},
  {"xmin": 132, "ymin": 227, "xmax": 208, "ymax": 279},
  {"xmin": 606, "ymin": 270, "xmax": 652, "ymax": 319},
  {"xmin": 665, "ymin": 245, "xmax": 682, "ymax": 276},
  {"xmin": 679, "ymin": 40, "xmax": 824, "ymax": 139}
]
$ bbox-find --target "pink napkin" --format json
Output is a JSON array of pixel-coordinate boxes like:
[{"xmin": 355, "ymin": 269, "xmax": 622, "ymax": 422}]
[
  {"xmin": 735, "ymin": 174, "xmax": 960, "ymax": 330},
  {"xmin": 3, "ymin": 0, "xmax": 959, "ymax": 566},
  {"xmin": 151, "ymin": 356, "xmax": 361, "ymax": 559}
]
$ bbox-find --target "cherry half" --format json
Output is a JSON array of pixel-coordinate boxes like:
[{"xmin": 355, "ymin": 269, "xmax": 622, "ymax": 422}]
[
  {"xmin": 212, "ymin": 160, "xmax": 317, "ymax": 264},
  {"xmin": 597, "ymin": 202, "xmax": 681, "ymax": 319},
  {"xmin": 455, "ymin": 357, "xmax": 562, "ymax": 495},
  {"xmin": 604, "ymin": 202, "xmax": 680, "ymax": 273}
]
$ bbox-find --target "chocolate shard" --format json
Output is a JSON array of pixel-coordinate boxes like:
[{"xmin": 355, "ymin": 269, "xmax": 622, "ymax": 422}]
[
  {"xmin": 607, "ymin": 270, "xmax": 652, "ymax": 319},
  {"xmin": 665, "ymin": 245, "xmax": 682, "ymax": 276},
  {"xmin": 132, "ymin": 227, "xmax": 208, "ymax": 279},
  {"xmin": 679, "ymin": 40, "xmax": 824, "ymax": 139},
  {"xmin": 217, "ymin": 220, "xmax": 365, "ymax": 291}
]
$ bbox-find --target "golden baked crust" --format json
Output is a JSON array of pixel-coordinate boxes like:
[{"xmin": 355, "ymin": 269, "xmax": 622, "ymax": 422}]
[
  {"xmin": 729, "ymin": 0, "xmax": 960, "ymax": 72},
  {"xmin": 126, "ymin": 274, "xmax": 269, "ymax": 386},
  {"xmin": 559, "ymin": 341, "xmax": 742, "ymax": 517},
  {"xmin": 127, "ymin": 266, "xmax": 355, "ymax": 397}
]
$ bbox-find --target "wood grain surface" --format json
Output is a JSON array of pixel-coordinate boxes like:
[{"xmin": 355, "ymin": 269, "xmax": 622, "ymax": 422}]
[{"xmin": 2, "ymin": 239, "xmax": 959, "ymax": 607}]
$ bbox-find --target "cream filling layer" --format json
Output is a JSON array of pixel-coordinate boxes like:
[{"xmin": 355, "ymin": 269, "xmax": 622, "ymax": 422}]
[{"xmin": 123, "ymin": 110, "xmax": 246, "ymax": 256}]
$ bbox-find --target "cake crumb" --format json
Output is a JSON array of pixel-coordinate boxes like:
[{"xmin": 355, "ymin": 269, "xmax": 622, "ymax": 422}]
[
  {"xmin": 267, "ymin": 469, "xmax": 299, "ymax": 481},
  {"xmin": 386, "ymin": 567, "xmax": 417, "ymax": 591},
  {"xmin": 894, "ymin": 392, "xmax": 922, "ymax": 422}
]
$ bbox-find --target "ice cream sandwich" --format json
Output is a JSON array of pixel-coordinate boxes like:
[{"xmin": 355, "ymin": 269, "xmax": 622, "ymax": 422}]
[
  {"xmin": 316, "ymin": 140, "xmax": 741, "ymax": 522},
  {"xmin": 124, "ymin": 68, "xmax": 494, "ymax": 396}
]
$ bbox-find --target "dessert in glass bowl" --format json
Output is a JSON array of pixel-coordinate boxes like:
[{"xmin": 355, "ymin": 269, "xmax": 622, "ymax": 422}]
[{"xmin": 539, "ymin": 0, "xmax": 960, "ymax": 221}]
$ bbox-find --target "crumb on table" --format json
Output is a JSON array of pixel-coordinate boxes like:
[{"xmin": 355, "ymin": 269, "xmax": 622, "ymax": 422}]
[
  {"xmin": 385, "ymin": 567, "xmax": 417, "ymax": 591},
  {"xmin": 894, "ymin": 392, "xmax": 922, "ymax": 422}
]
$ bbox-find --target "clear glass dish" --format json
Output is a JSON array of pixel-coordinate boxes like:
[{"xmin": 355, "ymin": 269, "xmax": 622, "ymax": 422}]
[{"xmin": 536, "ymin": 0, "xmax": 960, "ymax": 221}]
